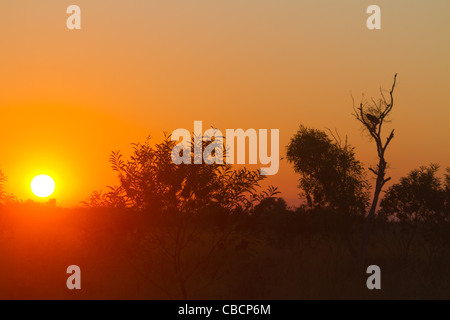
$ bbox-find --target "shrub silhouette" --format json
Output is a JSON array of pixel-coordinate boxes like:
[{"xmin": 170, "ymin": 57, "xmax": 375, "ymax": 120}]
[
  {"xmin": 380, "ymin": 164, "xmax": 449, "ymax": 223},
  {"xmin": 82, "ymin": 133, "xmax": 280, "ymax": 298},
  {"xmin": 378, "ymin": 164, "xmax": 450, "ymax": 260},
  {"xmin": 97, "ymin": 134, "xmax": 279, "ymax": 214}
]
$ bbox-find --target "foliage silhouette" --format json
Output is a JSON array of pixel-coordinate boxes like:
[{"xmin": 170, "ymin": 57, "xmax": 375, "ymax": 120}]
[
  {"xmin": 0, "ymin": 170, "xmax": 16, "ymax": 204},
  {"xmin": 380, "ymin": 164, "xmax": 449, "ymax": 223},
  {"xmin": 83, "ymin": 133, "xmax": 279, "ymax": 298},
  {"xmin": 378, "ymin": 164, "xmax": 450, "ymax": 259},
  {"xmin": 286, "ymin": 125, "xmax": 370, "ymax": 257},
  {"xmin": 101, "ymin": 134, "xmax": 279, "ymax": 214},
  {"xmin": 286, "ymin": 125, "xmax": 370, "ymax": 216}
]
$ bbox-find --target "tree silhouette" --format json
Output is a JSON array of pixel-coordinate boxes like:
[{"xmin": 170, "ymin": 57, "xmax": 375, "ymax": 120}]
[
  {"xmin": 352, "ymin": 73, "xmax": 397, "ymax": 265},
  {"xmin": 286, "ymin": 125, "xmax": 370, "ymax": 257},
  {"xmin": 83, "ymin": 133, "xmax": 279, "ymax": 298},
  {"xmin": 286, "ymin": 125, "xmax": 369, "ymax": 216},
  {"xmin": 379, "ymin": 164, "xmax": 449, "ymax": 259},
  {"xmin": 106, "ymin": 134, "xmax": 277, "ymax": 214},
  {"xmin": 380, "ymin": 164, "xmax": 448, "ymax": 223}
]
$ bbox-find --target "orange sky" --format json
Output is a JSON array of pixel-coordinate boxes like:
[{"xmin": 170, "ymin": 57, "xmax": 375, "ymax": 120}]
[{"xmin": 0, "ymin": 0, "xmax": 449, "ymax": 206}]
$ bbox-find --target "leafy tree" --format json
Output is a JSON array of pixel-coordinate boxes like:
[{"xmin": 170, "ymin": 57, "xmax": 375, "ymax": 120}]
[
  {"xmin": 83, "ymin": 133, "xmax": 279, "ymax": 298},
  {"xmin": 286, "ymin": 125, "xmax": 369, "ymax": 216},
  {"xmin": 379, "ymin": 164, "xmax": 449, "ymax": 259},
  {"xmin": 380, "ymin": 164, "xmax": 447, "ymax": 223},
  {"xmin": 106, "ymin": 134, "xmax": 277, "ymax": 214}
]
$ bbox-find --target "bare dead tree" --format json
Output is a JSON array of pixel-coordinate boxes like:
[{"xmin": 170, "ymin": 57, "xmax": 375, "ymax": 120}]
[{"xmin": 352, "ymin": 73, "xmax": 398, "ymax": 266}]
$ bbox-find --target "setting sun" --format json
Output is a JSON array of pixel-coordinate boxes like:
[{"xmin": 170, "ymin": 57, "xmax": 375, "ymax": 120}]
[{"xmin": 30, "ymin": 175, "xmax": 56, "ymax": 198}]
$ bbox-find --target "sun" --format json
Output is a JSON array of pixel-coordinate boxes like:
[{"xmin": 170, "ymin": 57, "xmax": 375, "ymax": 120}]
[{"xmin": 31, "ymin": 175, "xmax": 56, "ymax": 198}]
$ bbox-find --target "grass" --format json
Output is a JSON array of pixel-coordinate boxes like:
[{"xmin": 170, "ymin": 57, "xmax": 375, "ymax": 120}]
[{"xmin": 0, "ymin": 203, "xmax": 449, "ymax": 299}]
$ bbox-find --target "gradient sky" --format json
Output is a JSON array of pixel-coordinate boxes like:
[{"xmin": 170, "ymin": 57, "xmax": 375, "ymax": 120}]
[{"xmin": 0, "ymin": 0, "xmax": 449, "ymax": 206}]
